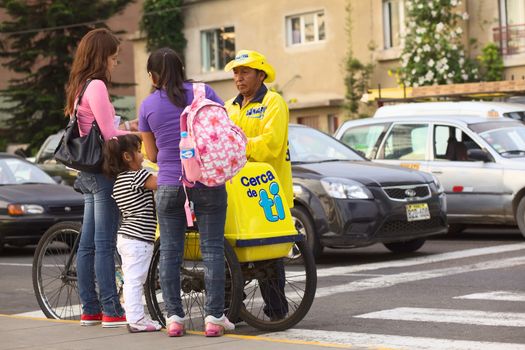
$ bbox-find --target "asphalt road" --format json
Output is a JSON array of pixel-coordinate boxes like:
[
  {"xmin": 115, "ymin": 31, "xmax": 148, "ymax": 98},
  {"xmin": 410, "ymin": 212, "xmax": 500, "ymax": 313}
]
[{"xmin": 1, "ymin": 229, "xmax": 524, "ymax": 349}]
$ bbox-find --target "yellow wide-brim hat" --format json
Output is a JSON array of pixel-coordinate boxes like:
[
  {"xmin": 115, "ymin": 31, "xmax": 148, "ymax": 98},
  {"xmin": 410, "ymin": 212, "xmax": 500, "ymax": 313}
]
[{"xmin": 224, "ymin": 50, "xmax": 275, "ymax": 83}]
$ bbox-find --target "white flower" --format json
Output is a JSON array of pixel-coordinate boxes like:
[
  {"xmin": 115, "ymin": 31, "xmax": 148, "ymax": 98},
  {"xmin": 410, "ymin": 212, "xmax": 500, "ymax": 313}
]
[
  {"xmin": 462, "ymin": 74, "xmax": 468, "ymax": 80},
  {"xmin": 451, "ymin": 0, "xmax": 458, "ymax": 6},
  {"xmin": 448, "ymin": 72, "xmax": 454, "ymax": 78},
  {"xmin": 462, "ymin": 12, "xmax": 469, "ymax": 20},
  {"xmin": 456, "ymin": 27, "xmax": 463, "ymax": 34},
  {"xmin": 431, "ymin": 10, "xmax": 437, "ymax": 17},
  {"xmin": 416, "ymin": 36, "xmax": 422, "ymax": 44},
  {"xmin": 459, "ymin": 57, "xmax": 465, "ymax": 65},
  {"xmin": 451, "ymin": 44, "xmax": 458, "ymax": 50},
  {"xmin": 414, "ymin": 56, "xmax": 421, "ymax": 62},
  {"xmin": 436, "ymin": 22, "xmax": 444, "ymax": 32},
  {"xmin": 418, "ymin": 4, "xmax": 423, "ymax": 9},
  {"xmin": 428, "ymin": 59, "xmax": 435, "ymax": 67},
  {"xmin": 419, "ymin": 76, "xmax": 426, "ymax": 85},
  {"xmin": 435, "ymin": 44, "xmax": 441, "ymax": 50},
  {"xmin": 423, "ymin": 44, "xmax": 431, "ymax": 52},
  {"xmin": 412, "ymin": 68, "xmax": 417, "ymax": 75}
]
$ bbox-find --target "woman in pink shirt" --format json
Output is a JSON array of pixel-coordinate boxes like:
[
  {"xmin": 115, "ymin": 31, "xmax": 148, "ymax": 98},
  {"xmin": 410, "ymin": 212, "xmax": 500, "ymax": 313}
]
[{"xmin": 64, "ymin": 28, "xmax": 128, "ymax": 328}]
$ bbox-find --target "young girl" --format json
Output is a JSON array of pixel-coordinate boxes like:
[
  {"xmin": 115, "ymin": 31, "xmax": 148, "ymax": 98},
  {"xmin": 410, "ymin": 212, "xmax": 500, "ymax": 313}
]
[{"xmin": 103, "ymin": 134, "xmax": 161, "ymax": 333}]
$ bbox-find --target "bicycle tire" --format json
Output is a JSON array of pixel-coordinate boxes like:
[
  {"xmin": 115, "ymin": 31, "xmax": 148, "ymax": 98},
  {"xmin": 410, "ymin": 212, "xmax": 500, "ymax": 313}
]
[
  {"xmin": 145, "ymin": 235, "xmax": 243, "ymax": 330},
  {"xmin": 239, "ymin": 240, "xmax": 317, "ymax": 331},
  {"xmin": 32, "ymin": 221, "xmax": 125, "ymax": 320},
  {"xmin": 32, "ymin": 221, "xmax": 82, "ymax": 320}
]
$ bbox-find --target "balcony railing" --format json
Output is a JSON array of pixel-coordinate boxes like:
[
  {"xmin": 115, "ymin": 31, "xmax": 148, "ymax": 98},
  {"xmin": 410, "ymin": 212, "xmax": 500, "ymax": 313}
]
[{"xmin": 493, "ymin": 24, "xmax": 525, "ymax": 55}]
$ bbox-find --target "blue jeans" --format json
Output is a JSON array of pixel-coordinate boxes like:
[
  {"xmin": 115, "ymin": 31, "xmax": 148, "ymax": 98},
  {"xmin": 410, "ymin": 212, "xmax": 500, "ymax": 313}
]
[
  {"xmin": 156, "ymin": 185, "xmax": 227, "ymax": 319},
  {"xmin": 75, "ymin": 172, "xmax": 124, "ymax": 317}
]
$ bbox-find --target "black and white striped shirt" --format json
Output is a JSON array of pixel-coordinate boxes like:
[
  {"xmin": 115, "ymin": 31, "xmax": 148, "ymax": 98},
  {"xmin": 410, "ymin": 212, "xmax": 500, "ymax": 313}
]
[{"xmin": 113, "ymin": 169, "xmax": 156, "ymax": 242}]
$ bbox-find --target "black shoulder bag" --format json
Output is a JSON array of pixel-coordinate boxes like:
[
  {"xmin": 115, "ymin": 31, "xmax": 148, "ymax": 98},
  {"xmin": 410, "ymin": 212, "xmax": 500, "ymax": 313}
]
[{"xmin": 54, "ymin": 79, "xmax": 105, "ymax": 173}]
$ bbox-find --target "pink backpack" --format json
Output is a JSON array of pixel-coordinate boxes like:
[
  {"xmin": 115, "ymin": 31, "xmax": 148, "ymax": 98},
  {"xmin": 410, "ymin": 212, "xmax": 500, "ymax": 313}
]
[{"xmin": 180, "ymin": 83, "xmax": 247, "ymax": 187}]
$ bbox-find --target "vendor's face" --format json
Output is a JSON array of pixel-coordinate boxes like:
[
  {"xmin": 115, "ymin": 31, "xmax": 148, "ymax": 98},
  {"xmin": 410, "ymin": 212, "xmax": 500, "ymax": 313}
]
[{"xmin": 233, "ymin": 66, "xmax": 265, "ymax": 97}]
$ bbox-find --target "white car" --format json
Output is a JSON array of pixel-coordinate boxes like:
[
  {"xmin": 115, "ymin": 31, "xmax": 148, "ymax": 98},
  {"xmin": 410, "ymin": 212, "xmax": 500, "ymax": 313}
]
[{"xmin": 334, "ymin": 101, "xmax": 525, "ymax": 236}]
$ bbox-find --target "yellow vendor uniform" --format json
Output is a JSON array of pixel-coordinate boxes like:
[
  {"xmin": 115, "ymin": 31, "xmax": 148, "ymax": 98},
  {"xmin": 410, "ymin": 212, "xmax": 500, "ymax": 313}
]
[{"xmin": 225, "ymin": 87, "xmax": 293, "ymax": 208}]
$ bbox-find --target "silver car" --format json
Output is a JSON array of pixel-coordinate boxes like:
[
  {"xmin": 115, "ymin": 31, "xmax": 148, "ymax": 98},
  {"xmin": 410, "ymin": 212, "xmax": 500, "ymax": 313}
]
[{"xmin": 334, "ymin": 102, "xmax": 525, "ymax": 237}]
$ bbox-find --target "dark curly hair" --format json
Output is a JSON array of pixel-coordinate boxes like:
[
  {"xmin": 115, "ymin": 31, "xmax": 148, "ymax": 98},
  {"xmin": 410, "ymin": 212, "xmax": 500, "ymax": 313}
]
[{"xmin": 103, "ymin": 134, "xmax": 142, "ymax": 178}]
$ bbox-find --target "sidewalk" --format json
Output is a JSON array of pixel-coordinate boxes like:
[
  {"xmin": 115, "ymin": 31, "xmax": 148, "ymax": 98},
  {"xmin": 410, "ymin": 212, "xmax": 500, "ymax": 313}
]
[{"xmin": 0, "ymin": 314, "xmax": 373, "ymax": 350}]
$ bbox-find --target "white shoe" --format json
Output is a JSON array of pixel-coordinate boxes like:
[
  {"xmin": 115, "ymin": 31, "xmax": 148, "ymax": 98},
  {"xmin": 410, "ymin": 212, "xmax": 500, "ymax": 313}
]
[{"xmin": 127, "ymin": 317, "xmax": 162, "ymax": 333}]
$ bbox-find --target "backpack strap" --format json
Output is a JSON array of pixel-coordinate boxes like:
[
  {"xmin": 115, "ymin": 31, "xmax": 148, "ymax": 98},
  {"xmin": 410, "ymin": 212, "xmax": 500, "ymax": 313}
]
[
  {"xmin": 182, "ymin": 185, "xmax": 194, "ymax": 227},
  {"xmin": 193, "ymin": 82, "xmax": 206, "ymax": 100}
]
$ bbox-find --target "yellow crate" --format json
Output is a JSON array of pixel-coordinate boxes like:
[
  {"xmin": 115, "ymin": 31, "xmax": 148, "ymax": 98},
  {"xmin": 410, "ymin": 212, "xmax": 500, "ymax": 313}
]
[
  {"xmin": 184, "ymin": 231, "xmax": 202, "ymax": 261},
  {"xmin": 224, "ymin": 162, "xmax": 299, "ymax": 262},
  {"xmin": 153, "ymin": 162, "xmax": 300, "ymax": 263}
]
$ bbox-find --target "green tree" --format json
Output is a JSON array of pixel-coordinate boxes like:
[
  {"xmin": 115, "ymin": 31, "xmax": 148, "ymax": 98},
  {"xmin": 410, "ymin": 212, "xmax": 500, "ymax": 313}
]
[
  {"xmin": 0, "ymin": 0, "xmax": 133, "ymax": 153},
  {"xmin": 344, "ymin": 57, "xmax": 374, "ymax": 115},
  {"xmin": 478, "ymin": 43, "xmax": 504, "ymax": 81},
  {"xmin": 140, "ymin": 0, "xmax": 186, "ymax": 54},
  {"xmin": 398, "ymin": 0, "xmax": 478, "ymax": 87}
]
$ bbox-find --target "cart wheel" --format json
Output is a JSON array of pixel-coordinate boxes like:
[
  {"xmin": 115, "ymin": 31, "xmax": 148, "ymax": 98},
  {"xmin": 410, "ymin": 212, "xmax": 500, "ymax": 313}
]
[
  {"xmin": 239, "ymin": 240, "xmax": 317, "ymax": 331},
  {"xmin": 145, "ymin": 235, "xmax": 243, "ymax": 330}
]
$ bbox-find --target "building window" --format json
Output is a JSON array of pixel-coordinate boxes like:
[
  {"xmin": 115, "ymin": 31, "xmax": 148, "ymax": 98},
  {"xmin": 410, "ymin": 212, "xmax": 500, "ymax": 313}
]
[
  {"xmin": 382, "ymin": 0, "xmax": 403, "ymax": 49},
  {"xmin": 286, "ymin": 11, "xmax": 325, "ymax": 46},
  {"xmin": 496, "ymin": 0, "xmax": 525, "ymax": 55},
  {"xmin": 201, "ymin": 26, "xmax": 235, "ymax": 73},
  {"xmin": 297, "ymin": 115, "xmax": 319, "ymax": 129}
]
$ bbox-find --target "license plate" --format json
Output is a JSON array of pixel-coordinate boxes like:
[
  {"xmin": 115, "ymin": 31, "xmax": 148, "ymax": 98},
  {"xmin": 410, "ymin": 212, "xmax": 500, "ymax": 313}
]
[{"xmin": 406, "ymin": 203, "xmax": 430, "ymax": 222}]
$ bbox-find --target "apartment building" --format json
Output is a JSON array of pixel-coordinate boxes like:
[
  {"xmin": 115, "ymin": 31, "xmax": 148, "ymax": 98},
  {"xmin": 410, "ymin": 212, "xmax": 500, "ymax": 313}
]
[{"xmin": 132, "ymin": 0, "xmax": 525, "ymax": 133}]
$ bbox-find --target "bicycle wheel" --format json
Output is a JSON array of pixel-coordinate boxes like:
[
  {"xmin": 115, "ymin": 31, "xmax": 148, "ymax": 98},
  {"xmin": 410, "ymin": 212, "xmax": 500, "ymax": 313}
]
[
  {"xmin": 32, "ymin": 221, "xmax": 82, "ymax": 320},
  {"xmin": 239, "ymin": 240, "xmax": 317, "ymax": 331},
  {"xmin": 32, "ymin": 221, "xmax": 125, "ymax": 320},
  {"xmin": 145, "ymin": 233, "xmax": 243, "ymax": 330}
]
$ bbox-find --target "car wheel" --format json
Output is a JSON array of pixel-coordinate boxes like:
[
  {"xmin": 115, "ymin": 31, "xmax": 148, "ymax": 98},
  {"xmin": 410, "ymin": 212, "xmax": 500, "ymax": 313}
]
[
  {"xmin": 515, "ymin": 197, "xmax": 525, "ymax": 238},
  {"xmin": 384, "ymin": 238, "xmax": 426, "ymax": 253},
  {"xmin": 447, "ymin": 224, "xmax": 465, "ymax": 235},
  {"xmin": 291, "ymin": 206, "xmax": 323, "ymax": 259}
]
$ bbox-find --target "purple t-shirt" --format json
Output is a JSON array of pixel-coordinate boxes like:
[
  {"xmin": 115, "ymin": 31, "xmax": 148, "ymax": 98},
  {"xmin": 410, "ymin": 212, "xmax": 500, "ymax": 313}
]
[{"xmin": 139, "ymin": 82, "xmax": 223, "ymax": 186}]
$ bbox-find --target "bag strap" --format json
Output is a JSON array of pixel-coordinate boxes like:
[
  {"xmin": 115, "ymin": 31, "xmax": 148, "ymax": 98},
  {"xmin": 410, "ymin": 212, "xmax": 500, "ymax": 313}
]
[
  {"xmin": 72, "ymin": 79, "xmax": 93, "ymax": 119},
  {"xmin": 182, "ymin": 185, "xmax": 194, "ymax": 227}
]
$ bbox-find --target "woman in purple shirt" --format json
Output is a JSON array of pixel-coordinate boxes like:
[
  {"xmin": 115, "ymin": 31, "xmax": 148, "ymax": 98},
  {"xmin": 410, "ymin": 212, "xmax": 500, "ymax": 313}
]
[{"xmin": 139, "ymin": 48, "xmax": 235, "ymax": 337}]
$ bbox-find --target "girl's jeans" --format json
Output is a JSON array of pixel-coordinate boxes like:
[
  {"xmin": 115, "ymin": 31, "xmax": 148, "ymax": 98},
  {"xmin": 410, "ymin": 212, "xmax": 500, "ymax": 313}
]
[
  {"xmin": 156, "ymin": 185, "xmax": 227, "ymax": 319},
  {"xmin": 116, "ymin": 235, "xmax": 154, "ymax": 323},
  {"xmin": 75, "ymin": 172, "xmax": 124, "ymax": 317}
]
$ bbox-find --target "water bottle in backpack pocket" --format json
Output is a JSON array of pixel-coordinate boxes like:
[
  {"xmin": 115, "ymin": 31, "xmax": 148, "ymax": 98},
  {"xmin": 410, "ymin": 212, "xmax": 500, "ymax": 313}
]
[{"xmin": 180, "ymin": 131, "xmax": 202, "ymax": 183}]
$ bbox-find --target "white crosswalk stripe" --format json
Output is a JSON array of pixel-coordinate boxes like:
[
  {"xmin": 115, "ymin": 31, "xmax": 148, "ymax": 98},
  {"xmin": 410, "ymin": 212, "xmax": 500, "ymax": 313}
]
[
  {"xmin": 454, "ymin": 290, "xmax": 525, "ymax": 302},
  {"xmin": 355, "ymin": 307, "xmax": 525, "ymax": 327},
  {"xmin": 261, "ymin": 329, "xmax": 525, "ymax": 350}
]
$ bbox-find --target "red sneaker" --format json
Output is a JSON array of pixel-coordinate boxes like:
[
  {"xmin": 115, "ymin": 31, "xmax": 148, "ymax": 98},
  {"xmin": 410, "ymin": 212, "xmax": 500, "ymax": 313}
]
[
  {"xmin": 102, "ymin": 314, "xmax": 127, "ymax": 328},
  {"xmin": 80, "ymin": 313, "xmax": 102, "ymax": 326}
]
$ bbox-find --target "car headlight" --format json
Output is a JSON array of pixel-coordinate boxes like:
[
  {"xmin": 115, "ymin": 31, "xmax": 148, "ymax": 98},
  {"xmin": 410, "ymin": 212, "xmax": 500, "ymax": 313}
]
[
  {"xmin": 431, "ymin": 175, "xmax": 445, "ymax": 194},
  {"xmin": 7, "ymin": 204, "xmax": 45, "ymax": 216},
  {"xmin": 321, "ymin": 177, "xmax": 373, "ymax": 199}
]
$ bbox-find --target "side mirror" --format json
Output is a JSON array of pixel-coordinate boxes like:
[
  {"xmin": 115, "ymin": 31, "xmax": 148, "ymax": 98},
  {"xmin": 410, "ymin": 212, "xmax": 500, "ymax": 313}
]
[{"xmin": 467, "ymin": 149, "xmax": 493, "ymax": 162}]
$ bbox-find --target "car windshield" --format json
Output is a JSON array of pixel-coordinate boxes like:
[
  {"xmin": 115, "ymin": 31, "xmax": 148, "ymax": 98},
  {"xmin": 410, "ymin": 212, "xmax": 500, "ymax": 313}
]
[
  {"xmin": 470, "ymin": 123, "xmax": 525, "ymax": 157},
  {"xmin": 289, "ymin": 126, "xmax": 364, "ymax": 163},
  {"xmin": 0, "ymin": 157, "xmax": 56, "ymax": 185}
]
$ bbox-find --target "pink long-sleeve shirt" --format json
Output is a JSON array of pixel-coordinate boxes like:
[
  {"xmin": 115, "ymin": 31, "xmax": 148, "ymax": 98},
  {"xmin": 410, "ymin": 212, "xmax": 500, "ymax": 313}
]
[{"xmin": 76, "ymin": 79, "xmax": 128, "ymax": 140}]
